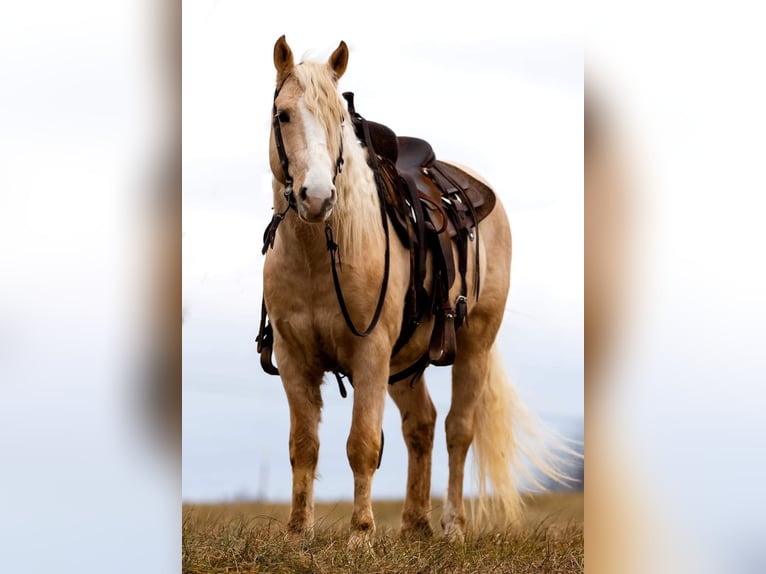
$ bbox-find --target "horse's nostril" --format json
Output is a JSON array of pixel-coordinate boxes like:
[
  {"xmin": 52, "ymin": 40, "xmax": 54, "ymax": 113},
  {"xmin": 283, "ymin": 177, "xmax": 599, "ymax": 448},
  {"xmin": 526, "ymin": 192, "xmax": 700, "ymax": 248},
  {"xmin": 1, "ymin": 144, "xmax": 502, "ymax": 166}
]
[
  {"xmin": 299, "ymin": 186, "xmax": 308, "ymax": 201},
  {"xmin": 330, "ymin": 187, "xmax": 336, "ymax": 200}
]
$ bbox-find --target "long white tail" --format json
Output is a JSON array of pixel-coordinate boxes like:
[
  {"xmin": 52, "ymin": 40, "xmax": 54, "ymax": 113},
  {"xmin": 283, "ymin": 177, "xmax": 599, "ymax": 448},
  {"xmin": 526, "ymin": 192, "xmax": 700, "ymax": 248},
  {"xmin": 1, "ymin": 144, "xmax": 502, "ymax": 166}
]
[{"xmin": 471, "ymin": 344, "xmax": 578, "ymax": 525}]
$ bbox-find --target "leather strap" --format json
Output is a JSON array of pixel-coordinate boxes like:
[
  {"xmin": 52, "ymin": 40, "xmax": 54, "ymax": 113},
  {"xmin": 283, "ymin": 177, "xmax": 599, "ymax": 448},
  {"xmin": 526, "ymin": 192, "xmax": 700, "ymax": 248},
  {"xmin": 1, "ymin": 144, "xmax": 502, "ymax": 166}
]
[
  {"xmin": 325, "ymin": 216, "xmax": 390, "ymax": 338},
  {"xmin": 324, "ymin": 94, "xmax": 393, "ymax": 339},
  {"xmin": 431, "ymin": 163, "xmax": 481, "ymax": 298},
  {"xmin": 388, "ymin": 352, "xmax": 430, "ymax": 385},
  {"xmin": 429, "ymin": 300, "xmax": 457, "ymax": 366},
  {"xmin": 433, "ymin": 219, "xmax": 456, "ymax": 291},
  {"xmin": 255, "ymin": 298, "xmax": 279, "ymax": 375},
  {"xmin": 272, "ymin": 81, "xmax": 294, "ymax": 193}
]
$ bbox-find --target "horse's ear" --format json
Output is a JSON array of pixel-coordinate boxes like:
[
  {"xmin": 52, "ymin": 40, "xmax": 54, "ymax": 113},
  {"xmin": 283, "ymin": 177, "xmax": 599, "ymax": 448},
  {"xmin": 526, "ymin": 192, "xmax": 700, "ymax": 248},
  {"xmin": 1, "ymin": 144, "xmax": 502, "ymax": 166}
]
[
  {"xmin": 328, "ymin": 40, "xmax": 349, "ymax": 80},
  {"xmin": 273, "ymin": 35, "xmax": 294, "ymax": 82}
]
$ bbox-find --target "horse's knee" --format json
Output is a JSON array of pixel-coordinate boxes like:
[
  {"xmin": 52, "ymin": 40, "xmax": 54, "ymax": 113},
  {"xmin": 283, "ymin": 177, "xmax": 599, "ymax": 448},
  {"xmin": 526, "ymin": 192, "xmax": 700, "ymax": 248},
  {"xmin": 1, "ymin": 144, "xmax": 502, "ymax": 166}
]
[
  {"xmin": 420, "ymin": 398, "xmax": 437, "ymax": 428},
  {"xmin": 402, "ymin": 407, "xmax": 436, "ymax": 458},
  {"xmin": 405, "ymin": 421, "xmax": 435, "ymax": 458},
  {"xmin": 346, "ymin": 431, "xmax": 381, "ymax": 474},
  {"xmin": 289, "ymin": 434, "xmax": 319, "ymax": 468}
]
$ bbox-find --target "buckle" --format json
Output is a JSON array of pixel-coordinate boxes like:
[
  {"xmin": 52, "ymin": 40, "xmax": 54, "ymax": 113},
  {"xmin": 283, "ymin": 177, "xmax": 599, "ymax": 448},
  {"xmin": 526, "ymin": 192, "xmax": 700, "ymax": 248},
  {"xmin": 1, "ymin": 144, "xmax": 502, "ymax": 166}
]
[{"xmin": 454, "ymin": 295, "xmax": 468, "ymax": 327}]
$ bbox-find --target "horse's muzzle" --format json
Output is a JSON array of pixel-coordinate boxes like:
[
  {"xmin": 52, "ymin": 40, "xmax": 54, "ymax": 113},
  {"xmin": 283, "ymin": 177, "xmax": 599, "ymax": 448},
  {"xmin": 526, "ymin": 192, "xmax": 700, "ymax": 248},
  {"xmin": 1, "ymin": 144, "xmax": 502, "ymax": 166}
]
[{"xmin": 298, "ymin": 186, "xmax": 335, "ymax": 222}]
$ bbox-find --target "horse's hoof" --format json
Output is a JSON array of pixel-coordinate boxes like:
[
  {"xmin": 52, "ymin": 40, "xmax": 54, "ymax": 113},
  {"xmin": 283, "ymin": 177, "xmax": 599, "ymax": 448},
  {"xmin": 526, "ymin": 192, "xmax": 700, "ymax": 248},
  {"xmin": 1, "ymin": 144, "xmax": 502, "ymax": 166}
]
[
  {"xmin": 401, "ymin": 520, "xmax": 434, "ymax": 541},
  {"xmin": 442, "ymin": 522, "xmax": 465, "ymax": 544},
  {"xmin": 347, "ymin": 530, "xmax": 375, "ymax": 555},
  {"xmin": 286, "ymin": 523, "xmax": 314, "ymax": 545}
]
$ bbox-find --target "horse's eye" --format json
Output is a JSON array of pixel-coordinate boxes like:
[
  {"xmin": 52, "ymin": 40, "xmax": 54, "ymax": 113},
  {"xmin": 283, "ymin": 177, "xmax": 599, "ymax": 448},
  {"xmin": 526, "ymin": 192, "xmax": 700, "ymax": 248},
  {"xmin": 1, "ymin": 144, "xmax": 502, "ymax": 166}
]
[{"xmin": 277, "ymin": 110, "xmax": 290, "ymax": 123}]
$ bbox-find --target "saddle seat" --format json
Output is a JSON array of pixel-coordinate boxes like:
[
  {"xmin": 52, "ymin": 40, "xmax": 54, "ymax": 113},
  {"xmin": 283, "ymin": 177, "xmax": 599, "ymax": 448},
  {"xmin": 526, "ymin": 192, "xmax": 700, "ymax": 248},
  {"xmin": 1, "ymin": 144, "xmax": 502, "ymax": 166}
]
[{"xmin": 395, "ymin": 137, "xmax": 495, "ymax": 238}]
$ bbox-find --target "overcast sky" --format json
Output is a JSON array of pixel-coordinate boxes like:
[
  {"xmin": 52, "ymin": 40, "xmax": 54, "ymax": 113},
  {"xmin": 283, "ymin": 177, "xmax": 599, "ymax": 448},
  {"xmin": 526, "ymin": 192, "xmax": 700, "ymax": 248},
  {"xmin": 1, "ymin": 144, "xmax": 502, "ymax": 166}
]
[{"xmin": 182, "ymin": 0, "xmax": 583, "ymax": 502}]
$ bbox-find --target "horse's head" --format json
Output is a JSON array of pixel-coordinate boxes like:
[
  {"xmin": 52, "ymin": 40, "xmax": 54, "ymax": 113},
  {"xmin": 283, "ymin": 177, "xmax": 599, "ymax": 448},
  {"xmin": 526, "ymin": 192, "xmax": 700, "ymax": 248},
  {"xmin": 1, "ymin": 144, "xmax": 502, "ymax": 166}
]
[{"xmin": 270, "ymin": 36, "xmax": 349, "ymax": 223}]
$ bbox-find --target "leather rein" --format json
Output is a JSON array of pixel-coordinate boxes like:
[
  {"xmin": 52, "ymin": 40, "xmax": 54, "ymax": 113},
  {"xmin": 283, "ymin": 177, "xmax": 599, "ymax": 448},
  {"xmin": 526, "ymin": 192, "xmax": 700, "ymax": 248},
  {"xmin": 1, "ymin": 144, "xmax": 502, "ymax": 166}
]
[{"xmin": 258, "ymin": 80, "xmax": 392, "ymax": 375}]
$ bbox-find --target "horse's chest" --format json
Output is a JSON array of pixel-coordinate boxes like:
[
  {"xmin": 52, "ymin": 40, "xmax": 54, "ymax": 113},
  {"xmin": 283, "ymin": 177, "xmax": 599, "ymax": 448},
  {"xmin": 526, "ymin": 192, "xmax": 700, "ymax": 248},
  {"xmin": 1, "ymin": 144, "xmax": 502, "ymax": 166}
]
[
  {"xmin": 265, "ymin": 244, "xmax": 404, "ymax": 372},
  {"xmin": 265, "ymin": 274, "xmax": 357, "ymax": 364}
]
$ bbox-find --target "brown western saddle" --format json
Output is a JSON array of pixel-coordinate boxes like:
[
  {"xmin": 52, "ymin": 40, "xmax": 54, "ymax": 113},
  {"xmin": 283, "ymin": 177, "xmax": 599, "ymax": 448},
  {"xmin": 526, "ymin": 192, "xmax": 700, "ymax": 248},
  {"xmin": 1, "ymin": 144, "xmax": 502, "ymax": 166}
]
[
  {"xmin": 363, "ymin": 123, "xmax": 496, "ymax": 236},
  {"xmin": 257, "ymin": 91, "xmax": 497, "ymax": 389},
  {"xmin": 343, "ymin": 93, "xmax": 496, "ymax": 382}
]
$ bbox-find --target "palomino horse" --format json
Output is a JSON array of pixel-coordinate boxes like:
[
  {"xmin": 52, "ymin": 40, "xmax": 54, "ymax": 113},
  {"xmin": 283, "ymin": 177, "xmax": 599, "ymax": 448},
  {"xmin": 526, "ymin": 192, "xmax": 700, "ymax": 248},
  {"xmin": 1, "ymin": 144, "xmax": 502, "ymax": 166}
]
[{"xmin": 262, "ymin": 36, "xmax": 558, "ymax": 543}]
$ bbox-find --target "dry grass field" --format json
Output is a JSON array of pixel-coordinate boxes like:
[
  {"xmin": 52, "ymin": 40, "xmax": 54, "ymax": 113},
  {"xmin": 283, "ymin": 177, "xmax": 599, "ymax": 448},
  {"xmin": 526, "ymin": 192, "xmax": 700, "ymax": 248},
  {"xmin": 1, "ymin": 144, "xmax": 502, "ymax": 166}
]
[{"xmin": 183, "ymin": 492, "xmax": 583, "ymax": 573}]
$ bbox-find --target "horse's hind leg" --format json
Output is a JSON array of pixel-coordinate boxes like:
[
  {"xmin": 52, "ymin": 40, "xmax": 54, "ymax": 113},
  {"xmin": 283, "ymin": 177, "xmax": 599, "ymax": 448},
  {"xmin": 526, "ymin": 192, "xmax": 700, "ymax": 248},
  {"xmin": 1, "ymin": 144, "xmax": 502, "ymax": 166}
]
[
  {"xmin": 388, "ymin": 373, "xmax": 437, "ymax": 538},
  {"xmin": 280, "ymin": 361, "xmax": 323, "ymax": 535},
  {"xmin": 442, "ymin": 340, "xmax": 491, "ymax": 542}
]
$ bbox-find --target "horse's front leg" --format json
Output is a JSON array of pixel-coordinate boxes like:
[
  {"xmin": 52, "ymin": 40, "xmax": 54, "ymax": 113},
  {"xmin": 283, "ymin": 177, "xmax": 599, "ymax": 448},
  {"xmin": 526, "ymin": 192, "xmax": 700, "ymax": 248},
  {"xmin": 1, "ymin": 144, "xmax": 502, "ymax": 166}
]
[
  {"xmin": 279, "ymin": 359, "xmax": 323, "ymax": 536},
  {"xmin": 346, "ymin": 349, "xmax": 389, "ymax": 544}
]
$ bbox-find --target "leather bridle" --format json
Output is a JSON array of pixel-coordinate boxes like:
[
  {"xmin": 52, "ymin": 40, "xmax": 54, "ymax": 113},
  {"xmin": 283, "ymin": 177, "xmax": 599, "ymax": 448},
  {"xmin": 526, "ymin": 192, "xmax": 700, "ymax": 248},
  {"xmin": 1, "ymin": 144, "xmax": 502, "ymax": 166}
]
[{"xmin": 260, "ymin": 79, "xmax": 392, "ymax": 352}]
